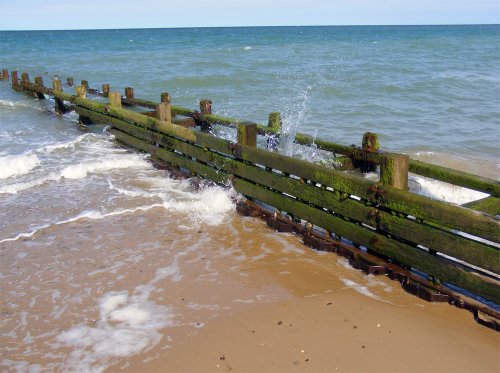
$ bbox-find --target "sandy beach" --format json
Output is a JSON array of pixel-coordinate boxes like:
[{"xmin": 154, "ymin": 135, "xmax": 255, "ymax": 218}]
[{"xmin": 113, "ymin": 214, "xmax": 499, "ymax": 373}]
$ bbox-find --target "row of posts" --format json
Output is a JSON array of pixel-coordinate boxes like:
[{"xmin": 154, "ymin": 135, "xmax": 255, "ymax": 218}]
[{"xmin": 1, "ymin": 68, "xmax": 408, "ymax": 190}]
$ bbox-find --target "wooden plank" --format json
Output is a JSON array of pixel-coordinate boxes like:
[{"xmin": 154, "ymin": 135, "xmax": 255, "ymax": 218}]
[
  {"xmin": 409, "ymin": 159, "xmax": 500, "ymax": 197},
  {"xmin": 462, "ymin": 197, "xmax": 500, "ymax": 216},
  {"xmin": 233, "ymin": 179, "xmax": 500, "ymax": 303},
  {"xmin": 76, "ymin": 100, "xmax": 499, "ymax": 243},
  {"xmin": 79, "ymin": 107, "xmax": 499, "ymax": 273},
  {"xmin": 32, "ymin": 90, "xmax": 498, "ymax": 243},
  {"xmin": 235, "ymin": 145, "xmax": 500, "ymax": 243},
  {"xmin": 109, "ymin": 129, "xmax": 229, "ymax": 185}
]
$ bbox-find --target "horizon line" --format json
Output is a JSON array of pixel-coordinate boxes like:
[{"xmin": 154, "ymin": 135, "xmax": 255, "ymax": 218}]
[{"xmin": 1, "ymin": 23, "xmax": 499, "ymax": 32}]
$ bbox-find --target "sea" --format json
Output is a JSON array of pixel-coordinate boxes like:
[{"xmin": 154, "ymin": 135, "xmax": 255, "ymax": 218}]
[{"xmin": 0, "ymin": 25, "xmax": 499, "ymax": 371}]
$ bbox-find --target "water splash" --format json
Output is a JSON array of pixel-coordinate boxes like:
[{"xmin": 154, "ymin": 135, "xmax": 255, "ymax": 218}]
[{"xmin": 278, "ymin": 84, "xmax": 313, "ymax": 156}]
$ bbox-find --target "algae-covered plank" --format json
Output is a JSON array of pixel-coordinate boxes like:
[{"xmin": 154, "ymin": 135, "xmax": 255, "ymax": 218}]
[
  {"xmin": 233, "ymin": 179, "xmax": 500, "ymax": 304},
  {"xmin": 234, "ymin": 145, "xmax": 500, "ymax": 243},
  {"xmin": 462, "ymin": 196, "xmax": 500, "ymax": 216},
  {"xmin": 90, "ymin": 110, "xmax": 499, "ymax": 273},
  {"xmin": 109, "ymin": 129, "xmax": 229, "ymax": 184},
  {"xmin": 66, "ymin": 96, "xmax": 500, "ymax": 243}
]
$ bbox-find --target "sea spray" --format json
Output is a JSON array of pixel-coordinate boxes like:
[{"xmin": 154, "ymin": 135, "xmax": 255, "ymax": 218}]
[{"xmin": 278, "ymin": 84, "xmax": 313, "ymax": 156}]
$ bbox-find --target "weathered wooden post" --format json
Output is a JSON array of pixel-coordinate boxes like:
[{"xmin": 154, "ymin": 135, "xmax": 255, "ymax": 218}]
[
  {"xmin": 108, "ymin": 92, "xmax": 122, "ymax": 108},
  {"xmin": 75, "ymin": 85, "xmax": 87, "ymax": 98},
  {"xmin": 268, "ymin": 112, "xmax": 282, "ymax": 132},
  {"xmin": 156, "ymin": 92, "xmax": 171, "ymax": 122},
  {"xmin": 11, "ymin": 71, "xmax": 19, "ymax": 86},
  {"xmin": 102, "ymin": 84, "xmax": 110, "ymax": 97},
  {"xmin": 76, "ymin": 85, "xmax": 92, "ymax": 124},
  {"xmin": 380, "ymin": 154, "xmax": 409, "ymax": 190},
  {"xmin": 267, "ymin": 112, "xmax": 281, "ymax": 150},
  {"xmin": 67, "ymin": 77, "xmax": 74, "ymax": 87},
  {"xmin": 159, "ymin": 92, "xmax": 168, "ymax": 103},
  {"xmin": 1, "ymin": 69, "xmax": 8, "ymax": 80},
  {"xmin": 34, "ymin": 76, "xmax": 46, "ymax": 99},
  {"xmin": 21, "ymin": 72, "xmax": 29, "ymax": 84},
  {"xmin": 81, "ymin": 80, "xmax": 89, "ymax": 91},
  {"xmin": 200, "ymin": 99, "xmax": 212, "ymax": 114},
  {"xmin": 237, "ymin": 122, "xmax": 257, "ymax": 147},
  {"xmin": 125, "ymin": 87, "xmax": 134, "ymax": 100},
  {"xmin": 358, "ymin": 132, "xmax": 380, "ymax": 173},
  {"xmin": 52, "ymin": 79, "xmax": 66, "ymax": 114}
]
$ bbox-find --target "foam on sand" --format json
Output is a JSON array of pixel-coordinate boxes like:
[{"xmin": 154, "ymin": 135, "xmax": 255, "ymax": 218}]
[{"xmin": 54, "ymin": 291, "xmax": 174, "ymax": 372}]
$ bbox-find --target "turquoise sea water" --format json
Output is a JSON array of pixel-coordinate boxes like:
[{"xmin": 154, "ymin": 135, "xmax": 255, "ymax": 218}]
[
  {"xmin": 1, "ymin": 25, "xmax": 499, "ymax": 174},
  {"xmin": 0, "ymin": 25, "xmax": 499, "ymax": 371}
]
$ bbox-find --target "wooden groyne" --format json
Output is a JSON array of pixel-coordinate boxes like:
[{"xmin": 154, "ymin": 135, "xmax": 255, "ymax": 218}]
[{"xmin": 2, "ymin": 69, "xmax": 499, "ymax": 330}]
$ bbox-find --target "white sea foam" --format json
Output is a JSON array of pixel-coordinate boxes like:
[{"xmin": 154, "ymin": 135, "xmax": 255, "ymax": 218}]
[
  {"xmin": 54, "ymin": 291, "xmax": 174, "ymax": 372},
  {"xmin": 59, "ymin": 157, "xmax": 147, "ymax": 180},
  {"xmin": 409, "ymin": 175, "xmax": 488, "ymax": 205},
  {"xmin": 244, "ymin": 46, "xmax": 252, "ymax": 50},
  {"xmin": 0, "ymin": 98, "xmax": 46, "ymax": 111},
  {"xmin": 37, "ymin": 133, "xmax": 93, "ymax": 154},
  {"xmin": 0, "ymin": 154, "xmax": 149, "ymax": 194},
  {"xmin": 341, "ymin": 278, "xmax": 382, "ymax": 300},
  {"xmin": 160, "ymin": 186, "xmax": 236, "ymax": 226},
  {"xmin": 0, "ymin": 153, "xmax": 40, "ymax": 179}
]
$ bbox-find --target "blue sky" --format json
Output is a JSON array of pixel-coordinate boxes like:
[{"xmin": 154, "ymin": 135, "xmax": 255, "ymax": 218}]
[{"xmin": 1, "ymin": 0, "xmax": 499, "ymax": 30}]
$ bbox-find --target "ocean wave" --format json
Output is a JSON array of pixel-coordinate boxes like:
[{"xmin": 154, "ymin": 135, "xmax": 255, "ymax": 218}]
[
  {"xmin": 0, "ymin": 98, "xmax": 46, "ymax": 111},
  {"xmin": 0, "ymin": 153, "xmax": 41, "ymax": 179},
  {"xmin": 0, "ymin": 154, "xmax": 149, "ymax": 194},
  {"xmin": 0, "ymin": 204, "xmax": 164, "ymax": 244},
  {"xmin": 37, "ymin": 133, "xmax": 94, "ymax": 154}
]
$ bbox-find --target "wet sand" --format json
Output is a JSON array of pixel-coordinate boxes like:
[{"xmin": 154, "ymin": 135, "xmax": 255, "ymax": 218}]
[{"xmin": 1, "ymin": 208, "xmax": 499, "ymax": 372}]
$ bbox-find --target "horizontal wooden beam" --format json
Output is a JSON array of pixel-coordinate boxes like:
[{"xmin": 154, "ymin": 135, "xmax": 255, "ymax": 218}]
[{"xmin": 233, "ymin": 179, "xmax": 500, "ymax": 304}]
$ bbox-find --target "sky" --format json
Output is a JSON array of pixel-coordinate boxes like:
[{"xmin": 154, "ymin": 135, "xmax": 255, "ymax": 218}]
[{"xmin": 0, "ymin": 0, "xmax": 499, "ymax": 30}]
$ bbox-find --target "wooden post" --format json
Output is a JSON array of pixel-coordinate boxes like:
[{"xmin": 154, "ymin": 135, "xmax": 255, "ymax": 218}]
[
  {"xmin": 125, "ymin": 87, "xmax": 134, "ymax": 100},
  {"xmin": 380, "ymin": 154, "xmax": 409, "ymax": 190},
  {"xmin": 21, "ymin": 72, "xmax": 29, "ymax": 83},
  {"xmin": 362, "ymin": 132, "xmax": 380, "ymax": 152},
  {"xmin": 102, "ymin": 83, "xmax": 110, "ymax": 97},
  {"xmin": 75, "ymin": 85, "xmax": 87, "ymax": 98},
  {"xmin": 358, "ymin": 132, "xmax": 380, "ymax": 173},
  {"xmin": 52, "ymin": 79, "xmax": 62, "ymax": 92},
  {"xmin": 268, "ymin": 112, "xmax": 282, "ymax": 132},
  {"xmin": 67, "ymin": 77, "xmax": 74, "ymax": 87},
  {"xmin": 52, "ymin": 79, "xmax": 66, "ymax": 114},
  {"xmin": 1, "ymin": 69, "xmax": 8, "ymax": 80},
  {"xmin": 75, "ymin": 85, "xmax": 92, "ymax": 124},
  {"xmin": 160, "ymin": 92, "xmax": 170, "ymax": 103},
  {"xmin": 157, "ymin": 92, "xmax": 171, "ymax": 122},
  {"xmin": 237, "ymin": 122, "xmax": 257, "ymax": 147},
  {"xmin": 200, "ymin": 99, "xmax": 212, "ymax": 114},
  {"xmin": 81, "ymin": 80, "xmax": 89, "ymax": 91},
  {"xmin": 34, "ymin": 76, "xmax": 45, "ymax": 99},
  {"xmin": 266, "ymin": 112, "xmax": 281, "ymax": 151},
  {"xmin": 11, "ymin": 71, "xmax": 19, "ymax": 86},
  {"xmin": 108, "ymin": 92, "xmax": 122, "ymax": 107}
]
